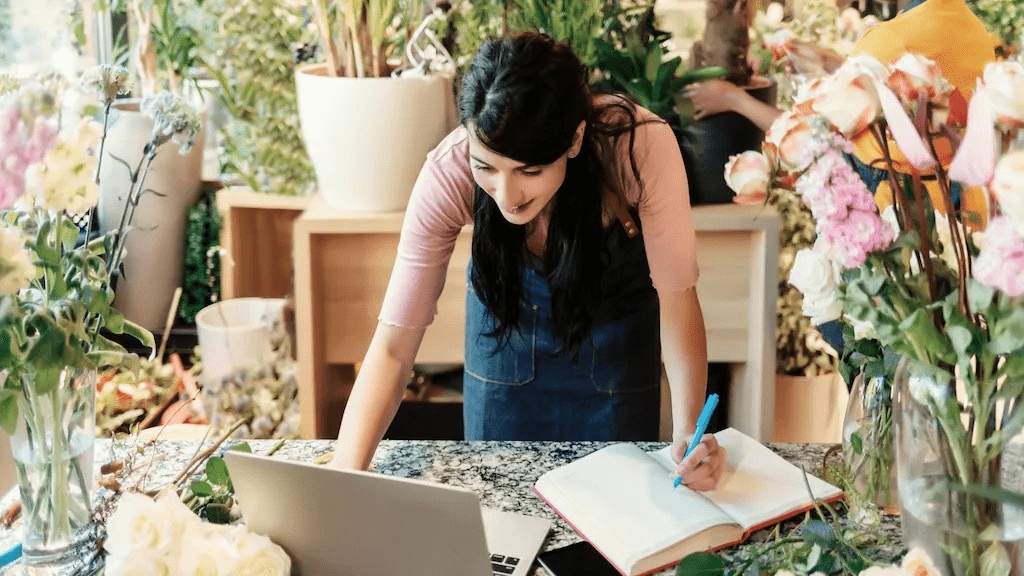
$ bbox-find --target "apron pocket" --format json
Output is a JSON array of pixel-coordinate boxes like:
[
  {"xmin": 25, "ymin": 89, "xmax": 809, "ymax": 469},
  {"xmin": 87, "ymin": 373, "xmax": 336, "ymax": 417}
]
[{"xmin": 465, "ymin": 286, "xmax": 537, "ymax": 386}]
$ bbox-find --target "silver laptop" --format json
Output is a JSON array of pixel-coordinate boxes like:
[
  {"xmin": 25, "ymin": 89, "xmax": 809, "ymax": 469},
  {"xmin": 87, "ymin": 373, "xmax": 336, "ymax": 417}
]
[{"xmin": 224, "ymin": 450, "xmax": 551, "ymax": 576}]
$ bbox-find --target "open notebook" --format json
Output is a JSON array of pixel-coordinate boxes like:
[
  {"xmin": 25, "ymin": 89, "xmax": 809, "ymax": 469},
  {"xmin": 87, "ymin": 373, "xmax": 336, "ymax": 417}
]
[{"xmin": 533, "ymin": 428, "xmax": 843, "ymax": 576}]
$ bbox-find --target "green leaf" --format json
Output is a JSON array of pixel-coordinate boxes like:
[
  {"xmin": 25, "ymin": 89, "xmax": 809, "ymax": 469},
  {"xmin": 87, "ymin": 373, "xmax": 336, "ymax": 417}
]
[
  {"xmin": 947, "ymin": 324, "xmax": 974, "ymax": 358},
  {"xmin": 849, "ymin": 431, "xmax": 863, "ymax": 454},
  {"xmin": 206, "ymin": 456, "xmax": 230, "ymax": 486},
  {"xmin": 675, "ymin": 552, "xmax": 725, "ymax": 576},
  {"xmin": 190, "ymin": 479, "xmax": 214, "ymax": 497},
  {"xmin": 799, "ymin": 520, "xmax": 836, "ymax": 547},
  {"xmin": 644, "ymin": 42, "xmax": 662, "ymax": 82},
  {"xmin": 0, "ymin": 390, "xmax": 18, "ymax": 435},
  {"xmin": 203, "ymin": 502, "xmax": 232, "ymax": 524},
  {"xmin": 229, "ymin": 442, "xmax": 252, "ymax": 453}
]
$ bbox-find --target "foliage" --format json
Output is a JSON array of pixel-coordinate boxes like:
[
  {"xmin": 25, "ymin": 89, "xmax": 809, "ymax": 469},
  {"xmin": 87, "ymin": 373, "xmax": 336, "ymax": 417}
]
[
  {"xmin": 95, "ymin": 362, "xmax": 177, "ymax": 436},
  {"xmin": 179, "ymin": 187, "xmax": 220, "ymax": 324},
  {"xmin": 0, "ymin": 0, "xmax": 10, "ymax": 68},
  {"xmin": 196, "ymin": 0, "xmax": 315, "ymax": 196},
  {"xmin": 505, "ymin": 0, "xmax": 604, "ymax": 69},
  {"xmin": 0, "ymin": 66, "xmax": 205, "ymax": 432},
  {"xmin": 593, "ymin": 4, "xmax": 727, "ymax": 124},
  {"xmin": 181, "ymin": 442, "xmax": 251, "ymax": 524},
  {"xmin": 968, "ymin": 0, "xmax": 1024, "ymax": 50}
]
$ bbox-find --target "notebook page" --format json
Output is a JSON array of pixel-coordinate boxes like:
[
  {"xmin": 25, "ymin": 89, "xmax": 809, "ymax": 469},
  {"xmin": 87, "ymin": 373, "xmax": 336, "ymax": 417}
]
[
  {"xmin": 652, "ymin": 428, "xmax": 842, "ymax": 531},
  {"xmin": 535, "ymin": 443, "xmax": 735, "ymax": 572}
]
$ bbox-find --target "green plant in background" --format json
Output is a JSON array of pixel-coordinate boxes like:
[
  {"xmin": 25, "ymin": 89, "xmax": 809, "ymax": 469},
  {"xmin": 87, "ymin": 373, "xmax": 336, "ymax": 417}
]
[
  {"xmin": 198, "ymin": 0, "xmax": 315, "ymax": 196},
  {"xmin": 506, "ymin": 0, "xmax": 604, "ymax": 69},
  {"xmin": 969, "ymin": 0, "xmax": 1024, "ymax": 51},
  {"xmin": 0, "ymin": 0, "xmax": 11, "ymax": 68},
  {"xmin": 594, "ymin": 4, "xmax": 726, "ymax": 125},
  {"xmin": 179, "ymin": 186, "xmax": 220, "ymax": 324},
  {"xmin": 448, "ymin": 0, "xmax": 509, "ymax": 71},
  {"xmin": 769, "ymin": 187, "xmax": 837, "ymax": 377}
]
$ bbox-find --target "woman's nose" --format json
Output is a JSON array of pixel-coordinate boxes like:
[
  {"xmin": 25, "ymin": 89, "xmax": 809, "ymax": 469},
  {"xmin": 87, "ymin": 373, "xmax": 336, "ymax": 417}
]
[{"xmin": 492, "ymin": 174, "xmax": 523, "ymax": 208}]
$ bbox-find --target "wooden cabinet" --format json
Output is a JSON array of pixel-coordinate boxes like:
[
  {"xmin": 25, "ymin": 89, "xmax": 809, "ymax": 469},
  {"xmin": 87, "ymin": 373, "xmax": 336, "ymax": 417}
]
[{"xmin": 291, "ymin": 196, "xmax": 779, "ymax": 440}]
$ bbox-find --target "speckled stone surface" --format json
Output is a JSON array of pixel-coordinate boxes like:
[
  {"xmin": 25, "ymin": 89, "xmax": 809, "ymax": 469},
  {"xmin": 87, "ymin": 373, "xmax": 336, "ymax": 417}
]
[{"xmin": 0, "ymin": 439, "xmax": 905, "ymax": 575}]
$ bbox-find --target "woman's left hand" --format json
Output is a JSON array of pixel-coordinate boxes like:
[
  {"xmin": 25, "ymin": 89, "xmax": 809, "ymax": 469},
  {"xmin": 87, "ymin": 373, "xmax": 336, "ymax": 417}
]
[{"xmin": 670, "ymin": 434, "xmax": 727, "ymax": 492}]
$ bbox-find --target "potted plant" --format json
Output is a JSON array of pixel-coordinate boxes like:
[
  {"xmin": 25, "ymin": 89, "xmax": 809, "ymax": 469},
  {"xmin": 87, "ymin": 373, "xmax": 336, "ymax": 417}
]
[{"xmin": 298, "ymin": 0, "xmax": 458, "ymax": 212}]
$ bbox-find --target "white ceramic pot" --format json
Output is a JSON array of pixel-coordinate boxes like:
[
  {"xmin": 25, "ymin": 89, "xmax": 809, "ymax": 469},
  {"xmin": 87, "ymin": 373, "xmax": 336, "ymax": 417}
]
[
  {"xmin": 195, "ymin": 297, "xmax": 286, "ymax": 386},
  {"xmin": 296, "ymin": 64, "xmax": 457, "ymax": 212},
  {"xmin": 97, "ymin": 99, "xmax": 205, "ymax": 331}
]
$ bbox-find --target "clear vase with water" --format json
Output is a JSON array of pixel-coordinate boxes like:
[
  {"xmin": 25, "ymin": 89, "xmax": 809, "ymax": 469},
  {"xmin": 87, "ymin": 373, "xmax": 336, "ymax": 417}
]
[
  {"xmin": 842, "ymin": 370, "xmax": 899, "ymax": 514},
  {"xmin": 10, "ymin": 368, "xmax": 101, "ymax": 575},
  {"xmin": 894, "ymin": 358, "xmax": 1024, "ymax": 576}
]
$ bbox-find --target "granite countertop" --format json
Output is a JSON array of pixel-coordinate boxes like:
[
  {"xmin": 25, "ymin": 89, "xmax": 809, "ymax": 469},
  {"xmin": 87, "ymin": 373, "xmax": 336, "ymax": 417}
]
[{"xmin": 1, "ymin": 439, "xmax": 905, "ymax": 575}]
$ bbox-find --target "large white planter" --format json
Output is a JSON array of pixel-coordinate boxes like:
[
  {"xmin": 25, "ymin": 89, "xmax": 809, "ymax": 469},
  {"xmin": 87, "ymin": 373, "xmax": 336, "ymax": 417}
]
[
  {"xmin": 296, "ymin": 64, "xmax": 457, "ymax": 212},
  {"xmin": 98, "ymin": 99, "xmax": 205, "ymax": 331}
]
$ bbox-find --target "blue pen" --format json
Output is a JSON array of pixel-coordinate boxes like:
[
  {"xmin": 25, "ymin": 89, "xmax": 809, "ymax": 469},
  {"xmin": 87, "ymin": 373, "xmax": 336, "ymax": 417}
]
[
  {"xmin": 673, "ymin": 393, "xmax": 719, "ymax": 489},
  {"xmin": 0, "ymin": 542, "xmax": 21, "ymax": 568}
]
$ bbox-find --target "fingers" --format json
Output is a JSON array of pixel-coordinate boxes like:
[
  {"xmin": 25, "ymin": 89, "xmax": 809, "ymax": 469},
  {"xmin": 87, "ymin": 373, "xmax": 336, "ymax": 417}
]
[{"xmin": 673, "ymin": 434, "xmax": 726, "ymax": 492}]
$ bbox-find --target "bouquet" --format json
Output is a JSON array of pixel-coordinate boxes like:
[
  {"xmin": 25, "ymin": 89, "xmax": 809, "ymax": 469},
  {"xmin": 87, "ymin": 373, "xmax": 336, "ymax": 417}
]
[{"xmin": 726, "ymin": 52, "xmax": 1024, "ymax": 575}]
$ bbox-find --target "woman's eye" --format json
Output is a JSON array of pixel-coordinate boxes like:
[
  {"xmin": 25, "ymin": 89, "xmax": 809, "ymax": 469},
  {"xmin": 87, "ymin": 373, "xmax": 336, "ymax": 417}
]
[
  {"xmin": 471, "ymin": 164, "xmax": 491, "ymax": 172},
  {"xmin": 521, "ymin": 169, "xmax": 542, "ymax": 177}
]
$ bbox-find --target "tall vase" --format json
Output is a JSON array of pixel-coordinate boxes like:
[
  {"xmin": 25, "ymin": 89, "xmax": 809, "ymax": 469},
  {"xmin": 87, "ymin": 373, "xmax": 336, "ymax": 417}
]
[
  {"xmin": 97, "ymin": 99, "xmax": 205, "ymax": 332},
  {"xmin": 10, "ymin": 368, "xmax": 101, "ymax": 575},
  {"xmin": 894, "ymin": 359, "xmax": 1024, "ymax": 576},
  {"xmin": 842, "ymin": 370, "xmax": 899, "ymax": 514}
]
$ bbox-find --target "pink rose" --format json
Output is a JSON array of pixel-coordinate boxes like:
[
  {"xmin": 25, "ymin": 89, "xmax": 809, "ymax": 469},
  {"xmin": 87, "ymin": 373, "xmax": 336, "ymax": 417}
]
[
  {"xmin": 974, "ymin": 215, "xmax": 1024, "ymax": 297},
  {"xmin": 724, "ymin": 151, "xmax": 771, "ymax": 205},
  {"xmin": 982, "ymin": 60, "xmax": 1024, "ymax": 130},
  {"xmin": 886, "ymin": 53, "xmax": 952, "ymax": 111},
  {"xmin": 801, "ymin": 62, "xmax": 881, "ymax": 138},
  {"xmin": 764, "ymin": 110, "xmax": 818, "ymax": 174}
]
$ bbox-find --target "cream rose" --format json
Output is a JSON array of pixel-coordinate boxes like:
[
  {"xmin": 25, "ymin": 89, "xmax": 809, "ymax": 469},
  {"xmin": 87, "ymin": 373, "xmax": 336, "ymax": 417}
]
[
  {"xmin": 805, "ymin": 61, "xmax": 881, "ymax": 137},
  {"xmin": 886, "ymin": 53, "xmax": 951, "ymax": 110},
  {"xmin": 104, "ymin": 492, "xmax": 179, "ymax": 558},
  {"xmin": 233, "ymin": 531, "xmax": 291, "ymax": 576},
  {"xmin": 106, "ymin": 552, "xmax": 174, "ymax": 576},
  {"xmin": 764, "ymin": 111, "xmax": 819, "ymax": 174},
  {"xmin": 983, "ymin": 60, "xmax": 1024, "ymax": 129},
  {"xmin": 724, "ymin": 151, "xmax": 771, "ymax": 204},
  {"xmin": 990, "ymin": 149, "xmax": 1024, "ymax": 234},
  {"xmin": 178, "ymin": 526, "xmax": 240, "ymax": 576},
  {"xmin": 0, "ymin": 226, "xmax": 35, "ymax": 295}
]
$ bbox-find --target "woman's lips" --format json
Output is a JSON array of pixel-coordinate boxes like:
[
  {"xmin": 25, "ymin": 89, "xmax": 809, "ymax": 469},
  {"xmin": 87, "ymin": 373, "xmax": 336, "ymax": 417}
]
[{"xmin": 508, "ymin": 199, "xmax": 532, "ymax": 214}]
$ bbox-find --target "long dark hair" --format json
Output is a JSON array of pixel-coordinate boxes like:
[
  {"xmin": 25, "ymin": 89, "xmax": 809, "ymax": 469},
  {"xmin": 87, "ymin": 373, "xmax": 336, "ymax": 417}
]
[{"xmin": 459, "ymin": 32, "xmax": 653, "ymax": 356}]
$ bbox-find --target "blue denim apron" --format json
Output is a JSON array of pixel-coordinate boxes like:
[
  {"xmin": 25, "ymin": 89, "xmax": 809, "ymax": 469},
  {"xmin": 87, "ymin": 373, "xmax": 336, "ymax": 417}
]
[{"xmin": 463, "ymin": 212, "xmax": 661, "ymax": 441}]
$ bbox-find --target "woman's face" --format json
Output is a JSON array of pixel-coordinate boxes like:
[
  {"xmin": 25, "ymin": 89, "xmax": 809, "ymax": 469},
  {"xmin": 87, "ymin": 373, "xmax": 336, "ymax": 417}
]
[{"xmin": 466, "ymin": 121, "xmax": 584, "ymax": 226}]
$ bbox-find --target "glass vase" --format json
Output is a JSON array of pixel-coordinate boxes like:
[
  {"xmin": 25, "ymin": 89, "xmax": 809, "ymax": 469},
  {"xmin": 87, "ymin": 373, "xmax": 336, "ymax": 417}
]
[
  {"xmin": 842, "ymin": 370, "xmax": 899, "ymax": 514},
  {"xmin": 894, "ymin": 358, "xmax": 1024, "ymax": 576},
  {"xmin": 10, "ymin": 368, "xmax": 102, "ymax": 575}
]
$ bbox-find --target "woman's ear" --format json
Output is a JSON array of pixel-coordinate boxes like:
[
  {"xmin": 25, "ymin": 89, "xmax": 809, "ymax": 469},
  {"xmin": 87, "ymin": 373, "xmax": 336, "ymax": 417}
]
[{"xmin": 568, "ymin": 120, "xmax": 586, "ymax": 158}]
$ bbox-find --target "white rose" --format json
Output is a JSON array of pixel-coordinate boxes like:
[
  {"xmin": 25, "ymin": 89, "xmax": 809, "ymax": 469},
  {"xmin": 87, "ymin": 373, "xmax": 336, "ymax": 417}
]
[
  {"xmin": 790, "ymin": 246, "xmax": 842, "ymax": 325},
  {"xmin": 177, "ymin": 525, "xmax": 240, "ymax": 576},
  {"xmin": 724, "ymin": 151, "xmax": 771, "ymax": 204},
  {"xmin": 983, "ymin": 60, "xmax": 1024, "ymax": 129},
  {"xmin": 104, "ymin": 492, "xmax": 178, "ymax": 559},
  {"xmin": 0, "ymin": 226, "xmax": 35, "ymax": 295},
  {"xmin": 105, "ymin": 549, "xmax": 174, "ymax": 576},
  {"xmin": 154, "ymin": 487, "xmax": 202, "ymax": 534},
  {"xmin": 234, "ymin": 531, "xmax": 291, "ymax": 576},
  {"xmin": 764, "ymin": 2, "xmax": 784, "ymax": 25},
  {"xmin": 990, "ymin": 149, "xmax": 1024, "ymax": 234}
]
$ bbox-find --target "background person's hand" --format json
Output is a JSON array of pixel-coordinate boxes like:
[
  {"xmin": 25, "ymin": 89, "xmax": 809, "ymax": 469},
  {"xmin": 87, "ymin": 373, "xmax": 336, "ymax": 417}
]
[
  {"xmin": 670, "ymin": 433, "xmax": 727, "ymax": 491},
  {"xmin": 685, "ymin": 79, "xmax": 746, "ymax": 121}
]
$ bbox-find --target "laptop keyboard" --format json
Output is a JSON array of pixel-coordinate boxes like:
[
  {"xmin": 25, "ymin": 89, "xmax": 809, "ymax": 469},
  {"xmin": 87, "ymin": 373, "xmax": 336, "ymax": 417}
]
[{"xmin": 490, "ymin": 554, "xmax": 521, "ymax": 575}]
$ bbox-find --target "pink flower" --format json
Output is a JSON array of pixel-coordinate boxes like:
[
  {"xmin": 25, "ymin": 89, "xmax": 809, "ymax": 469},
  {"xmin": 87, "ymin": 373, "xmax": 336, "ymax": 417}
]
[
  {"xmin": 0, "ymin": 103, "xmax": 57, "ymax": 210},
  {"xmin": 948, "ymin": 84, "xmax": 997, "ymax": 187},
  {"xmin": 982, "ymin": 60, "xmax": 1024, "ymax": 130},
  {"xmin": 764, "ymin": 110, "xmax": 819, "ymax": 174},
  {"xmin": 724, "ymin": 151, "xmax": 771, "ymax": 204},
  {"xmin": 974, "ymin": 216, "xmax": 1024, "ymax": 297},
  {"xmin": 821, "ymin": 208, "xmax": 894, "ymax": 268},
  {"xmin": 801, "ymin": 61, "xmax": 881, "ymax": 138},
  {"xmin": 869, "ymin": 75, "xmax": 936, "ymax": 171},
  {"xmin": 886, "ymin": 53, "xmax": 952, "ymax": 111}
]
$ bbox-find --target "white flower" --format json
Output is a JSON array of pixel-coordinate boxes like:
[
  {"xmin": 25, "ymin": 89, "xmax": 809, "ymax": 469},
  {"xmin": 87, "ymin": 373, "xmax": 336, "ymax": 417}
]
[
  {"xmin": 982, "ymin": 60, "xmax": 1024, "ymax": 129},
  {"xmin": 900, "ymin": 547, "xmax": 940, "ymax": 576},
  {"xmin": 141, "ymin": 91, "xmax": 202, "ymax": 155},
  {"xmin": 724, "ymin": 151, "xmax": 771, "ymax": 204},
  {"xmin": 233, "ymin": 530, "xmax": 291, "ymax": 576},
  {"xmin": 105, "ymin": 550, "xmax": 175, "ymax": 576},
  {"xmin": 22, "ymin": 120, "xmax": 100, "ymax": 213},
  {"xmin": 991, "ymin": 150, "xmax": 1024, "ymax": 235},
  {"xmin": 177, "ymin": 525, "xmax": 240, "ymax": 576},
  {"xmin": 79, "ymin": 64, "xmax": 133, "ymax": 105},
  {"xmin": 764, "ymin": 2, "xmax": 784, "ymax": 25},
  {"xmin": 0, "ymin": 226, "xmax": 35, "ymax": 295},
  {"xmin": 104, "ymin": 492, "xmax": 179, "ymax": 558}
]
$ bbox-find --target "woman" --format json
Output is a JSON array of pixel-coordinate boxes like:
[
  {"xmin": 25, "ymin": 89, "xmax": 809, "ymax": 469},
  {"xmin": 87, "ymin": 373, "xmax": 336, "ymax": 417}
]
[{"xmin": 332, "ymin": 33, "xmax": 725, "ymax": 491}]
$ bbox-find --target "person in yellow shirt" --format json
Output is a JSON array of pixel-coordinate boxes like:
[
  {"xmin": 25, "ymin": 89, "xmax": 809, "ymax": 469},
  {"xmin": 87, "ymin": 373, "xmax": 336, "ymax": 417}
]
[{"xmin": 848, "ymin": 0, "xmax": 1000, "ymax": 226}]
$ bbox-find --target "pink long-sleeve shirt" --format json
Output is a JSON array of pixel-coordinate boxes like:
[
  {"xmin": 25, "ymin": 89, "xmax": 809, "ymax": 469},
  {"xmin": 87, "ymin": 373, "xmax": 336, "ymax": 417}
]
[{"xmin": 379, "ymin": 103, "xmax": 699, "ymax": 329}]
